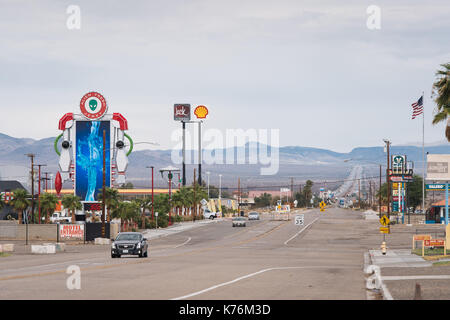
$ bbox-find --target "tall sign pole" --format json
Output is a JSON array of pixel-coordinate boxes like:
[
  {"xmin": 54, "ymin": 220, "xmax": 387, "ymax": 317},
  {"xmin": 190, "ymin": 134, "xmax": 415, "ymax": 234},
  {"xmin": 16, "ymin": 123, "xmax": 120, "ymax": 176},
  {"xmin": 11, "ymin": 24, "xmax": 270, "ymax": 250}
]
[
  {"xmin": 102, "ymin": 129, "xmax": 106, "ymax": 238},
  {"xmin": 198, "ymin": 121, "xmax": 202, "ymax": 186},
  {"xmin": 182, "ymin": 121, "xmax": 186, "ymax": 186},
  {"xmin": 422, "ymin": 92, "xmax": 426, "ymax": 213}
]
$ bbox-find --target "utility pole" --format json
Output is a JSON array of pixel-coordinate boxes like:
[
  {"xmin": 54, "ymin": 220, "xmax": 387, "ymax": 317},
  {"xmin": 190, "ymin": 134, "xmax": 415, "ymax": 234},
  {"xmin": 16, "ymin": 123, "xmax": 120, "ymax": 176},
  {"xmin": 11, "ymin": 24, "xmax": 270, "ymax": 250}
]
[
  {"xmin": 379, "ymin": 164, "xmax": 382, "ymax": 218},
  {"xmin": 358, "ymin": 179, "xmax": 361, "ymax": 209},
  {"xmin": 182, "ymin": 121, "xmax": 186, "ymax": 186},
  {"xmin": 290, "ymin": 177, "xmax": 294, "ymax": 205},
  {"xmin": 43, "ymin": 172, "xmax": 50, "ymax": 192},
  {"xmin": 26, "ymin": 154, "xmax": 35, "ymax": 224},
  {"xmin": 146, "ymin": 166, "xmax": 155, "ymax": 220},
  {"xmin": 34, "ymin": 164, "xmax": 46, "ymax": 225},
  {"xmin": 102, "ymin": 130, "xmax": 106, "ymax": 238},
  {"xmin": 238, "ymin": 178, "xmax": 241, "ymax": 215},
  {"xmin": 384, "ymin": 140, "xmax": 391, "ymax": 219}
]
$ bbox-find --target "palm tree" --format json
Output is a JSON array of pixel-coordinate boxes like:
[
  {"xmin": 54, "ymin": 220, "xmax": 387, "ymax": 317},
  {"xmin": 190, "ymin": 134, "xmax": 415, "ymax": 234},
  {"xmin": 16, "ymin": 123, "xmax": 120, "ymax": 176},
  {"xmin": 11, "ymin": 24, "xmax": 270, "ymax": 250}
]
[
  {"xmin": 9, "ymin": 189, "xmax": 30, "ymax": 224},
  {"xmin": 61, "ymin": 194, "xmax": 82, "ymax": 224},
  {"xmin": 40, "ymin": 193, "xmax": 59, "ymax": 224},
  {"xmin": 432, "ymin": 63, "xmax": 450, "ymax": 141},
  {"xmin": 134, "ymin": 197, "xmax": 152, "ymax": 229},
  {"xmin": 0, "ymin": 194, "xmax": 5, "ymax": 211},
  {"xmin": 98, "ymin": 187, "xmax": 119, "ymax": 222}
]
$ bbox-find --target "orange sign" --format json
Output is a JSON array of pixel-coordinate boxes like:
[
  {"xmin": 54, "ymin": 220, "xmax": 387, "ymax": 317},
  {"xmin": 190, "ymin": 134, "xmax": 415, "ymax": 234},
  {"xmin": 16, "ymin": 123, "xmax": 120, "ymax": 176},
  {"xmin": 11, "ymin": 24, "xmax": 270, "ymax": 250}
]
[
  {"xmin": 194, "ymin": 105, "xmax": 208, "ymax": 119},
  {"xmin": 414, "ymin": 235, "xmax": 432, "ymax": 241},
  {"xmin": 424, "ymin": 239, "xmax": 445, "ymax": 247}
]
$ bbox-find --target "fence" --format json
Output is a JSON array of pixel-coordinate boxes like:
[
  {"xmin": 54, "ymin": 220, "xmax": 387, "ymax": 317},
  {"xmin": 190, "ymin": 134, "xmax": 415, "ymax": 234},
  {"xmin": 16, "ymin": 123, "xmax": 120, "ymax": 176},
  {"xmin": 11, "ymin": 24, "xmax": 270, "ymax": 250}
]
[{"xmin": 0, "ymin": 221, "xmax": 119, "ymax": 242}]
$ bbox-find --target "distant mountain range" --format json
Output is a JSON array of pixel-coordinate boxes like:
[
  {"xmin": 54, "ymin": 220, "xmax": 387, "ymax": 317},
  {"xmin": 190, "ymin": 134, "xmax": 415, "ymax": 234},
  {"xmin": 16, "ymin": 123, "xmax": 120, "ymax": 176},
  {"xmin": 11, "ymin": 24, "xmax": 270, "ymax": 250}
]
[{"xmin": 0, "ymin": 133, "xmax": 448, "ymax": 190}]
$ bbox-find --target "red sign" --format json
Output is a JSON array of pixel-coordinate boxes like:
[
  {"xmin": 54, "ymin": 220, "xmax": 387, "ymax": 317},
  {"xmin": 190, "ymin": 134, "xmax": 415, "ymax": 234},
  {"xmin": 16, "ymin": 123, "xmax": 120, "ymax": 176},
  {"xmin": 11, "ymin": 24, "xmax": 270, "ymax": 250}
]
[
  {"xmin": 59, "ymin": 224, "xmax": 84, "ymax": 239},
  {"xmin": 80, "ymin": 92, "xmax": 108, "ymax": 120},
  {"xmin": 174, "ymin": 104, "xmax": 191, "ymax": 121},
  {"xmin": 424, "ymin": 239, "xmax": 445, "ymax": 247}
]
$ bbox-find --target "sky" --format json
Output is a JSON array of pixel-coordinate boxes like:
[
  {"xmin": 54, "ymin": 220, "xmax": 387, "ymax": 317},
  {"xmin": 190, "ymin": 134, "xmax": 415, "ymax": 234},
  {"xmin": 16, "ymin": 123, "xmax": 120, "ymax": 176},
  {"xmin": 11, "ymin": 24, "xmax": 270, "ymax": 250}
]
[{"xmin": 0, "ymin": 0, "xmax": 449, "ymax": 153}]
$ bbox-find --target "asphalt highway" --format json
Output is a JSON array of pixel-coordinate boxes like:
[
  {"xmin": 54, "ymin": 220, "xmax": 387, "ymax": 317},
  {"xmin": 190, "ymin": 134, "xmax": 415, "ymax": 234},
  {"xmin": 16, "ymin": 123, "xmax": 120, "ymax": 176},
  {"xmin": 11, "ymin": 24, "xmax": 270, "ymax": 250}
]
[{"xmin": 0, "ymin": 208, "xmax": 373, "ymax": 299}]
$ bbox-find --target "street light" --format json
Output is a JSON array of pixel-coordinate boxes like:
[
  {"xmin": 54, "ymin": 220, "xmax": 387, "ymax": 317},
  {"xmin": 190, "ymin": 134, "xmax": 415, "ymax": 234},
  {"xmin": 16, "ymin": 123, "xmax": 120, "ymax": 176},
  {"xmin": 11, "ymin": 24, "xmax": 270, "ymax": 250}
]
[
  {"xmin": 219, "ymin": 174, "xmax": 222, "ymax": 199},
  {"xmin": 146, "ymin": 166, "xmax": 155, "ymax": 221},
  {"xmin": 160, "ymin": 166, "xmax": 180, "ymax": 226},
  {"xmin": 207, "ymin": 171, "xmax": 210, "ymax": 198}
]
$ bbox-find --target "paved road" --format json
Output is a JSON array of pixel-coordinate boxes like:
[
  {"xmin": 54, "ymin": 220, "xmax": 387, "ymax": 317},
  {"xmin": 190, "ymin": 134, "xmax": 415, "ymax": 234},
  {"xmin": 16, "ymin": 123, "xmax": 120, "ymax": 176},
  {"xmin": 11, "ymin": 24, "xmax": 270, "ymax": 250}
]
[{"xmin": 0, "ymin": 208, "xmax": 375, "ymax": 299}]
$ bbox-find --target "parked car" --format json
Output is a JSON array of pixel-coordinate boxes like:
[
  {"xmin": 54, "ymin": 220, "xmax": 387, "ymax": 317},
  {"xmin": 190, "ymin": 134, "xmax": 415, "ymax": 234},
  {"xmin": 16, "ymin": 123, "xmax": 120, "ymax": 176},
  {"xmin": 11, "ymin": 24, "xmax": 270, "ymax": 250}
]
[
  {"xmin": 48, "ymin": 212, "xmax": 71, "ymax": 224},
  {"xmin": 248, "ymin": 212, "xmax": 260, "ymax": 220},
  {"xmin": 232, "ymin": 217, "xmax": 246, "ymax": 227},
  {"xmin": 203, "ymin": 209, "xmax": 217, "ymax": 220},
  {"xmin": 111, "ymin": 232, "xmax": 148, "ymax": 258}
]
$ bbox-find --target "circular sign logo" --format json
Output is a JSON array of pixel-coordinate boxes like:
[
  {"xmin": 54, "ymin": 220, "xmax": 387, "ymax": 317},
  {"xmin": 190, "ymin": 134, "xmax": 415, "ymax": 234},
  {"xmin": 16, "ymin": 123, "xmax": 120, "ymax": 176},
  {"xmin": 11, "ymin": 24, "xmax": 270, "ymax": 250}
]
[
  {"xmin": 194, "ymin": 105, "xmax": 208, "ymax": 119},
  {"xmin": 80, "ymin": 92, "xmax": 108, "ymax": 120}
]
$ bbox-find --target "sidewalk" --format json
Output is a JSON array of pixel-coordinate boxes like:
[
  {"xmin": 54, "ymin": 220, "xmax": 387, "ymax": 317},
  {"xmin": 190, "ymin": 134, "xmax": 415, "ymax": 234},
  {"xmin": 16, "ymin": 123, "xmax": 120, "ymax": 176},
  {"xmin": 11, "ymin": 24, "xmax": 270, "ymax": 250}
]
[
  {"xmin": 142, "ymin": 218, "xmax": 224, "ymax": 240},
  {"xmin": 369, "ymin": 249, "xmax": 433, "ymax": 268}
]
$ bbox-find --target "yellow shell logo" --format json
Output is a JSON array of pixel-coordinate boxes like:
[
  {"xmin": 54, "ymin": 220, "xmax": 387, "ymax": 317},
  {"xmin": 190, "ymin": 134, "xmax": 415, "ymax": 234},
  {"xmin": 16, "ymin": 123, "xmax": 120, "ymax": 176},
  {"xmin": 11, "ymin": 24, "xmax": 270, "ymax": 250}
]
[{"xmin": 194, "ymin": 105, "xmax": 208, "ymax": 119}]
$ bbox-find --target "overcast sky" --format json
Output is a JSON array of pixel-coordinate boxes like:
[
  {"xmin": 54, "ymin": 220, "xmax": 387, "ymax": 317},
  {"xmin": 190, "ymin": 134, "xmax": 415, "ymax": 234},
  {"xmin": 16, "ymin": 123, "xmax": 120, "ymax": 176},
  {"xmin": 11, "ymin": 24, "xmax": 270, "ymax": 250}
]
[{"xmin": 0, "ymin": 0, "xmax": 449, "ymax": 152}]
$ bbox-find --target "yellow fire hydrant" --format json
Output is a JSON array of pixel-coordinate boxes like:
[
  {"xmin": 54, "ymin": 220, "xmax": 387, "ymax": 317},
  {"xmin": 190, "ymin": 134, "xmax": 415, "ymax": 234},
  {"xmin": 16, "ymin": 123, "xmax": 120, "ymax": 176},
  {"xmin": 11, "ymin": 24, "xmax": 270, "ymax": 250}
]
[{"xmin": 381, "ymin": 241, "xmax": 387, "ymax": 255}]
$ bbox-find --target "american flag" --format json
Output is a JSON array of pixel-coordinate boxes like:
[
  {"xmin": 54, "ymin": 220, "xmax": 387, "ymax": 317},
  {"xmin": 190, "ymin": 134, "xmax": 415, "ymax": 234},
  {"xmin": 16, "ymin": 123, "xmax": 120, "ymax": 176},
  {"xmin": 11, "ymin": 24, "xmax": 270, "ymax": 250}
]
[{"xmin": 411, "ymin": 96, "xmax": 423, "ymax": 119}]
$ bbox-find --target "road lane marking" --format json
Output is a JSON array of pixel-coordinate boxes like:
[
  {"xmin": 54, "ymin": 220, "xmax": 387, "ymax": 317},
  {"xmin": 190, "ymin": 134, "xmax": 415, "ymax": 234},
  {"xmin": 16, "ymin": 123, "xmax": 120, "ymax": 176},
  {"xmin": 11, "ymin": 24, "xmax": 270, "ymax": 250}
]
[
  {"xmin": 171, "ymin": 265, "xmax": 357, "ymax": 300},
  {"xmin": 382, "ymin": 275, "xmax": 450, "ymax": 281},
  {"xmin": 284, "ymin": 217, "xmax": 319, "ymax": 245},
  {"xmin": 174, "ymin": 237, "xmax": 191, "ymax": 248}
]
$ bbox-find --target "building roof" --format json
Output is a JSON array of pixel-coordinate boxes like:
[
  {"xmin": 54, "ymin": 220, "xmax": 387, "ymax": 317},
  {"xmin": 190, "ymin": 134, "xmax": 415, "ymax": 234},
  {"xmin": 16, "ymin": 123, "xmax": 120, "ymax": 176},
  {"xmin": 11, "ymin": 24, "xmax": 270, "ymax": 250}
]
[
  {"xmin": 432, "ymin": 200, "xmax": 449, "ymax": 207},
  {"xmin": 0, "ymin": 180, "xmax": 26, "ymax": 192},
  {"xmin": 46, "ymin": 188, "xmax": 171, "ymax": 195}
]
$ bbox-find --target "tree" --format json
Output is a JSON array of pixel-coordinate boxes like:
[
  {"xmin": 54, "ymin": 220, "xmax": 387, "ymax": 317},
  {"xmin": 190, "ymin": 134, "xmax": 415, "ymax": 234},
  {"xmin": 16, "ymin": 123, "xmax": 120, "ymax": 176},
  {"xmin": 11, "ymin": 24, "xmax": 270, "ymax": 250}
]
[
  {"xmin": 431, "ymin": 62, "xmax": 450, "ymax": 141},
  {"xmin": 295, "ymin": 180, "xmax": 313, "ymax": 207},
  {"xmin": 98, "ymin": 187, "xmax": 120, "ymax": 222},
  {"xmin": 134, "ymin": 197, "xmax": 152, "ymax": 229},
  {"xmin": 376, "ymin": 175, "xmax": 425, "ymax": 209},
  {"xmin": 254, "ymin": 193, "xmax": 272, "ymax": 207},
  {"xmin": 39, "ymin": 193, "xmax": 59, "ymax": 224},
  {"xmin": 9, "ymin": 189, "xmax": 29, "ymax": 224},
  {"xmin": 119, "ymin": 182, "xmax": 134, "ymax": 189},
  {"xmin": 61, "ymin": 194, "xmax": 82, "ymax": 224},
  {"xmin": 112, "ymin": 201, "xmax": 140, "ymax": 231}
]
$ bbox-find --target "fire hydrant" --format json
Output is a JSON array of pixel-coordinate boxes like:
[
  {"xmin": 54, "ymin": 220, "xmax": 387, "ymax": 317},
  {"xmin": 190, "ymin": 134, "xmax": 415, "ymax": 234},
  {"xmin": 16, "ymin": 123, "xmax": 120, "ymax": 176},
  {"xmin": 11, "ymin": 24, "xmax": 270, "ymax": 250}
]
[{"xmin": 381, "ymin": 241, "xmax": 387, "ymax": 255}]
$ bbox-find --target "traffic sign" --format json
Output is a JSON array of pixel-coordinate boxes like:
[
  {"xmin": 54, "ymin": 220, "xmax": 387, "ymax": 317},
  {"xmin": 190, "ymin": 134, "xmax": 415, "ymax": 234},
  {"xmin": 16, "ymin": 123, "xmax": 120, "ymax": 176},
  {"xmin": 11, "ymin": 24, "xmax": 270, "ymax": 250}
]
[
  {"xmin": 295, "ymin": 214, "xmax": 304, "ymax": 226},
  {"xmin": 319, "ymin": 201, "xmax": 326, "ymax": 212},
  {"xmin": 379, "ymin": 227, "xmax": 390, "ymax": 234},
  {"xmin": 380, "ymin": 215, "xmax": 390, "ymax": 226}
]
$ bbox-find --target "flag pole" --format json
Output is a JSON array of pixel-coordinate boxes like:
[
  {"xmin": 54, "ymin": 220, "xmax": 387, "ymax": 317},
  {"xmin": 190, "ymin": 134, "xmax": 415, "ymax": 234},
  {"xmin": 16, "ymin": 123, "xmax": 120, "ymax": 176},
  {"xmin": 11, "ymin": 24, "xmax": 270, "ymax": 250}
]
[{"xmin": 422, "ymin": 91, "xmax": 425, "ymax": 213}]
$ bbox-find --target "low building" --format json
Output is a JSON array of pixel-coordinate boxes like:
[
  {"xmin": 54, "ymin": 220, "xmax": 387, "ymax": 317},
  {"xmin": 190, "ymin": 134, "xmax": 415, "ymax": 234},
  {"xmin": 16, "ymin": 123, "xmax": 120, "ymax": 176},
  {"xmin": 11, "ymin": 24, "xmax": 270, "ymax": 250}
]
[{"xmin": 0, "ymin": 180, "xmax": 27, "ymax": 220}]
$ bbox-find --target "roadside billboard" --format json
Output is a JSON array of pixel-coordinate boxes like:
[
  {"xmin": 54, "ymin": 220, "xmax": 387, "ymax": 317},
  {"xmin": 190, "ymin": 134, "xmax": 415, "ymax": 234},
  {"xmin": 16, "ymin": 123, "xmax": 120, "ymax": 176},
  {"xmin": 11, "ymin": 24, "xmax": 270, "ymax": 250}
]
[
  {"xmin": 427, "ymin": 154, "xmax": 450, "ymax": 181},
  {"xmin": 174, "ymin": 104, "xmax": 191, "ymax": 121}
]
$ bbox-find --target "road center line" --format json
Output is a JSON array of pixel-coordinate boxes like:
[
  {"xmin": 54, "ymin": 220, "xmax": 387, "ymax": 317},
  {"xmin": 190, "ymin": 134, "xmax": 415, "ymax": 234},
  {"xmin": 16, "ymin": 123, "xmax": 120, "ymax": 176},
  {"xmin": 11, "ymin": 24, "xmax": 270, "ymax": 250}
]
[
  {"xmin": 382, "ymin": 275, "xmax": 450, "ymax": 281},
  {"xmin": 174, "ymin": 237, "xmax": 191, "ymax": 248},
  {"xmin": 284, "ymin": 217, "xmax": 319, "ymax": 245}
]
